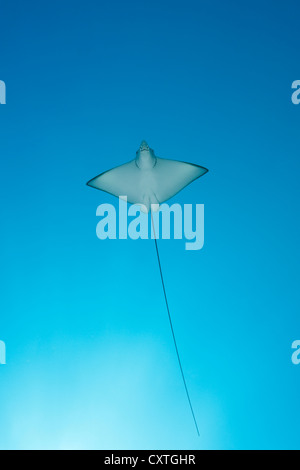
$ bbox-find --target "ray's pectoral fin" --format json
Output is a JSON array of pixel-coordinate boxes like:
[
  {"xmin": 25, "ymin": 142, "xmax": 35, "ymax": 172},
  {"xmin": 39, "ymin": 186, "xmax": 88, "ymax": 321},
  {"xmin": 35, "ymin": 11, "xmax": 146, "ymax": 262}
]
[
  {"xmin": 87, "ymin": 160, "xmax": 142, "ymax": 205},
  {"xmin": 154, "ymin": 158, "xmax": 208, "ymax": 204}
]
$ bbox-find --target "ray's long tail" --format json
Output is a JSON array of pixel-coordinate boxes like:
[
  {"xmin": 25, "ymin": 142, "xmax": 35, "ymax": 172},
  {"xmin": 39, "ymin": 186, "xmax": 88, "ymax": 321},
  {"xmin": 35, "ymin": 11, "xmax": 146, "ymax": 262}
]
[{"xmin": 151, "ymin": 212, "xmax": 200, "ymax": 436}]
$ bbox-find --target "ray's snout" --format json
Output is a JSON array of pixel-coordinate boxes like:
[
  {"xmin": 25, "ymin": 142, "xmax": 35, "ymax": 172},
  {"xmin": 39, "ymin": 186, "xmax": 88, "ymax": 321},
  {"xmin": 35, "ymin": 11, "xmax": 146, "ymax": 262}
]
[{"xmin": 140, "ymin": 140, "xmax": 149, "ymax": 151}]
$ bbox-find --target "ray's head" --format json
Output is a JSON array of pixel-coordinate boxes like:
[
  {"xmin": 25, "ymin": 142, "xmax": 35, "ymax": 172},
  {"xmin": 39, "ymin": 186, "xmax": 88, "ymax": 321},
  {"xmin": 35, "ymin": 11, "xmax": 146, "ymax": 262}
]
[
  {"xmin": 139, "ymin": 140, "xmax": 150, "ymax": 152},
  {"xmin": 135, "ymin": 140, "xmax": 156, "ymax": 169}
]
